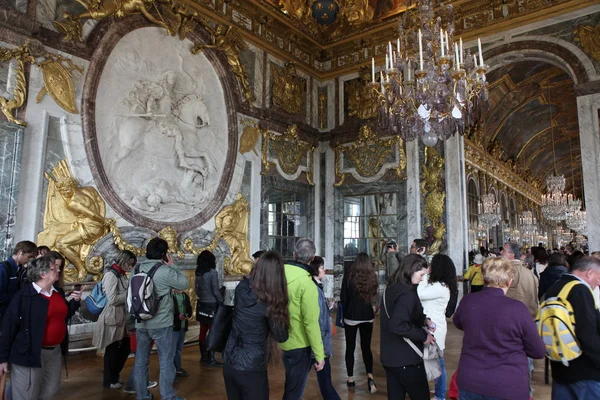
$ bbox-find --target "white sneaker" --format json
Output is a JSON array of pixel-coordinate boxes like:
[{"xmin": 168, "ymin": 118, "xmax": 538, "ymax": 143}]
[
  {"xmin": 109, "ymin": 383, "xmax": 123, "ymax": 389},
  {"xmin": 123, "ymin": 388, "xmax": 135, "ymax": 394},
  {"xmin": 147, "ymin": 381, "xmax": 158, "ymax": 389}
]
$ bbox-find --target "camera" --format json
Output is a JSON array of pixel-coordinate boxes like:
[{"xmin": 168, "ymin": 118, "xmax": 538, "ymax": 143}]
[{"xmin": 384, "ymin": 240, "xmax": 397, "ymax": 254}]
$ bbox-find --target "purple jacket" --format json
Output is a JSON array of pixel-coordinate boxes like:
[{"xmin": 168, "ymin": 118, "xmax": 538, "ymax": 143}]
[{"xmin": 453, "ymin": 287, "xmax": 545, "ymax": 399}]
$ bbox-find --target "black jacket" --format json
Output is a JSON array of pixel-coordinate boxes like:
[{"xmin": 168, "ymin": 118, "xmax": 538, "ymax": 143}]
[
  {"xmin": 223, "ymin": 277, "xmax": 288, "ymax": 372},
  {"xmin": 172, "ymin": 292, "xmax": 193, "ymax": 332},
  {"xmin": 0, "ymin": 283, "xmax": 80, "ymax": 368},
  {"xmin": 380, "ymin": 282, "xmax": 428, "ymax": 368},
  {"xmin": 538, "ymin": 265, "xmax": 569, "ymax": 300},
  {"xmin": 546, "ymin": 275, "xmax": 600, "ymax": 383},
  {"xmin": 340, "ymin": 275, "xmax": 375, "ymax": 322}
]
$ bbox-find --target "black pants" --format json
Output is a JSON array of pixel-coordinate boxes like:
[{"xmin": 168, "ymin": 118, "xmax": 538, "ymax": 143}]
[
  {"xmin": 103, "ymin": 337, "xmax": 131, "ymax": 387},
  {"xmin": 282, "ymin": 347, "xmax": 313, "ymax": 400},
  {"xmin": 312, "ymin": 357, "xmax": 341, "ymax": 400},
  {"xmin": 384, "ymin": 363, "xmax": 429, "ymax": 400},
  {"xmin": 470, "ymin": 285, "xmax": 483, "ymax": 293},
  {"xmin": 344, "ymin": 322, "xmax": 373, "ymax": 376},
  {"xmin": 223, "ymin": 364, "xmax": 268, "ymax": 400}
]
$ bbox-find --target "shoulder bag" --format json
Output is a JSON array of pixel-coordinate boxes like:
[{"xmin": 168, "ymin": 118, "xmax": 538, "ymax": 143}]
[
  {"xmin": 382, "ymin": 288, "xmax": 442, "ymax": 381},
  {"xmin": 206, "ymin": 303, "xmax": 234, "ymax": 353}
]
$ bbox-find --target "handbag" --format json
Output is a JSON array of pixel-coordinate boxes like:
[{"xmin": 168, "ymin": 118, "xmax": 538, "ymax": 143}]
[
  {"xmin": 206, "ymin": 304, "xmax": 234, "ymax": 352},
  {"xmin": 382, "ymin": 288, "xmax": 442, "ymax": 381},
  {"xmin": 196, "ymin": 302, "xmax": 218, "ymax": 320},
  {"xmin": 335, "ymin": 302, "xmax": 344, "ymax": 328}
]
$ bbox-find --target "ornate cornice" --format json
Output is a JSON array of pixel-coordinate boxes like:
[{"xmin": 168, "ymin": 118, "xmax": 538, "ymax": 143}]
[{"xmin": 464, "ymin": 138, "xmax": 543, "ymax": 205}]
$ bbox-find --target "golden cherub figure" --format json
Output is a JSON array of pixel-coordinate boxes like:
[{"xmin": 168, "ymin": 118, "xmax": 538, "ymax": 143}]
[
  {"xmin": 214, "ymin": 194, "xmax": 254, "ymax": 275},
  {"xmin": 191, "ymin": 23, "xmax": 255, "ymax": 104}
]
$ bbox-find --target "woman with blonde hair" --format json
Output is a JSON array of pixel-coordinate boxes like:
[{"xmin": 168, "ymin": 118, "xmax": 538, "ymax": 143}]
[{"xmin": 453, "ymin": 257, "xmax": 545, "ymax": 400}]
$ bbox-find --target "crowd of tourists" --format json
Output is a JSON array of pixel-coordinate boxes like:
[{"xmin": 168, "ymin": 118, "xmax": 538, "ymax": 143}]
[{"xmin": 0, "ymin": 236, "xmax": 599, "ymax": 400}]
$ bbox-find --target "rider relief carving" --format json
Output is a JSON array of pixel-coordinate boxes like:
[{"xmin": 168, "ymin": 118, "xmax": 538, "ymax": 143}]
[{"xmin": 95, "ymin": 28, "xmax": 228, "ymax": 223}]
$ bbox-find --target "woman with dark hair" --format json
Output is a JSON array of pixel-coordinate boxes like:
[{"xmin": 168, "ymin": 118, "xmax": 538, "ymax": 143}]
[
  {"xmin": 308, "ymin": 256, "xmax": 341, "ymax": 400},
  {"xmin": 195, "ymin": 250, "xmax": 224, "ymax": 367},
  {"xmin": 223, "ymin": 251, "xmax": 289, "ymax": 399},
  {"xmin": 417, "ymin": 254, "xmax": 458, "ymax": 400},
  {"xmin": 340, "ymin": 252, "xmax": 379, "ymax": 393},
  {"xmin": 538, "ymin": 252, "xmax": 570, "ymax": 301},
  {"xmin": 381, "ymin": 254, "xmax": 435, "ymax": 400},
  {"xmin": 532, "ymin": 247, "xmax": 548, "ymax": 277},
  {"xmin": 93, "ymin": 250, "xmax": 137, "ymax": 389}
]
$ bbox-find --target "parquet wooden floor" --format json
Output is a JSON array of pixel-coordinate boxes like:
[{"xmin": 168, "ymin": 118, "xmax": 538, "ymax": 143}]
[{"xmin": 55, "ymin": 321, "xmax": 552, "ymax": 399}]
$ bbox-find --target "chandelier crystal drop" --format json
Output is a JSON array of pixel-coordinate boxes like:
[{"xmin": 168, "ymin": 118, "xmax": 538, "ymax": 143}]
[
  {"xmin": 541, "ymin": 174, "xmax": 572, "ymax": 221},
  {"xmin": 478, "ymin": 193, "xmax": 501, "ymax": 228},
  {"xmin": 567, "ymin": 208, "xmax": 587, "ymax": 235},
  {"xmin": 371, "ymin": 0, "xmax": 489, "ymax": 146},
  {"xmin": 520, "ymin": 211, "xmax": 538, "ymax": 239}
]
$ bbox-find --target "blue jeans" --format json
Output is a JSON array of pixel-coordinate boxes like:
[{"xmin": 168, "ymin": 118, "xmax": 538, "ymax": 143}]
[
  {"xmin": 134, "ymin": 327, "xmax": 177, "ymax": 400},
  {"xmin": 552, "ymin": 380, "xmax": 600, "ymax": 400},
  {"xmin": 282, "ymin": 347, "xmax": 313, "ymax": 400},
  {"xmin": 528, "ymin": 357, "xmax": 534, "ymax": 397},
  {"xmin": 435, "ymin": 356, "xmax": 446, "ymax": 399},
  {"xmin": 172, "ymin": 330, "xmax": 186, "ymax": 372},
  {"xmin": 459, "ymin": 390, "xmax": 504, "ymax": 400},
  {"xmin": 312, "ymin": 357, "xmax": 341, "ymax": 400}
]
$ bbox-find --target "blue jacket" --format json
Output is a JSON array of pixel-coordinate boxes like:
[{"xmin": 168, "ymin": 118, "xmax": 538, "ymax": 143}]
[
  {"xmin": 314, "ymin": 279, "xmax": 333, "ymax": 358},
  {"xmin": 0, "ymin": 257, "xmax": 19, "ymax": 319}
]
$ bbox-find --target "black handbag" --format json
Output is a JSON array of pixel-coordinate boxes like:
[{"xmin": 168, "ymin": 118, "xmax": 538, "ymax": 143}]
[{"xmin": 206, "ymin": 304, "xmax": 234, "ymax": 352}]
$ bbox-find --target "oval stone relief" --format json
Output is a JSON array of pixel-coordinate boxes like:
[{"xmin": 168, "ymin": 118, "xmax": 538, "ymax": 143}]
[{"xmin": 84, "ymin": 25, "xmax": 237, "ymax": 231}]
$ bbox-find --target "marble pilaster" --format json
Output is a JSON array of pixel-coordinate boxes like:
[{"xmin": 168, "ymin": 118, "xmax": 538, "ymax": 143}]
[
  {"xmin": 444, "ymin": 135, "xmax": 469, "ymax": 278},
  {"xmin": 0, "ymin": 122, "xmax": 23, "ymax": 261},
  {"xmin": 324, "ymin": 144, "xmax": 335, "ymax": 273},
  {"xmin": 577, "ymin": 93, "xmax": 600, "ymax": 251},
  {"xmin": 405, "ymin": 139, "xmax": 421, "ymax": 251}
]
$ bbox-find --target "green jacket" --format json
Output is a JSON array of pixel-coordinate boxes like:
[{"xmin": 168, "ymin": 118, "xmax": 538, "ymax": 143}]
[
  {"xmin": 280, "ymin": 261, "xmax": 325, "ymax": 361},
  {"xmin": 133, "ymin": 260, "xmax": 189, "ymax": 330}
]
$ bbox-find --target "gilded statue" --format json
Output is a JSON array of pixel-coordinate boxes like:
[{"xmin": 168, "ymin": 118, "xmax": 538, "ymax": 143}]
[
  {"xmin": 279, "ymin": 0, "xmax": 310, "ymax": 22},
  {"xmin": 0, "ymin": 43, "xmax": 34, "ymax": 126},
  {"xmin": 345, "ymin": 66, "xmax": 378, "ymax": 120},
  {"xmin": 36, "ymin": 53, "xmax": 83, "ymax": 114},
  {"xmin": 158, "ymin": 226, "xmax": 184, "ymax": 258},
  {"xmin": 53, "ymin": 0, "xmax": 176, "ymax": 42},
  {"xmin": 191, "ymin": 24, "xmax": 255, "ymax": 104},
  {"xmin": 421, "ymin": 147, "xmax": 446, "ymax": 255},
  {"xmin": 574, "ymin": 25, "xmax": 600, "ymax": 62},
  {"xmin": 214, "ymin": 194, "xmax": 254, "ymax": 275},
  {"xmin": 318, "ymin": 92, "xmax": 327, "ymax": 130},
  {"xmin": 271, "ymin": 62, "xmax": 306, "ymax": 115},
  {"xmin": 341, "ymin": 0, "xmax": 375, "ymax": 25},
  {"xmin": 37, "ymin": 160, "xmax": 113, "ymax": 282}
]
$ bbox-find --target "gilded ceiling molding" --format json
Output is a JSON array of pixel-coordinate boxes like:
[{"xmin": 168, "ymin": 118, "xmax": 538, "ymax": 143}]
[
  {"xmin": 261, "ymin": 124, "xmax": 316, "ymax": 185},
  {"xmin": 464, "ymin": 137, "xmax": 543, "ymax": 205},
  {"xmin": 334, "ymin": 125, "xmax": 405, "ymax": 186},
  {"xmin": 573, "ymin": 25, "xmax": 600, "ymax": 62}
]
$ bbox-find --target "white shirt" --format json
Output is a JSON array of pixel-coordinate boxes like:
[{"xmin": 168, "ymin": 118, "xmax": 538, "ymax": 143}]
[{"xmin": 32, "ymin": 282, "xmax": 58, "ymax": 297}]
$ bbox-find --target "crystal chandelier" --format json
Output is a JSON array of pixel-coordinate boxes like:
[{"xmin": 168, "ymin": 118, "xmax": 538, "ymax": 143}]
[
  {"xmin": 553, "ymin": 225, "xmax": 573, "ymax": 247},
  {"xmin": 370, "ymin": 0, "xmax": 489, "ymax": 147},
  {"xmin": 567, "ymin": 208, "xmax": 587, "ymax": 235},
  {"xmin": 541, "ymin": 174, "xmax": 573, "ymax": 221},
  {"xmin": 478, "ymin": 193, "xmax": 500, "ymax": 228},
  {"xmin": 520, "ymin": 211, "xmax": 537, "ymax": 243}
]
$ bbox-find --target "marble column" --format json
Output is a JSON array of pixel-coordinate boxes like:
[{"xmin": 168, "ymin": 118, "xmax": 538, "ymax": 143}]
[
  {"xmin": 577, "ymin": 93, "xmax": 600, "ymax": 252},
  {"xmin": 405, "ymin": 139, "xmax": 421, "ymax": 251},
  {"xmin": 444, "ymin": 135, "xmax": 469, "ymax": 276},
  {"xmin": 0, "ymin": 122, "xmax": 24, "ymax": 260}
]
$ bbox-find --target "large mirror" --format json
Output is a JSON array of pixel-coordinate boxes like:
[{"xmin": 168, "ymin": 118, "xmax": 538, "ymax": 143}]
[
  {"xmin": 266, "ymin": 189, "xmax": 308, "ymax": 259},
  {"xmin": 343, "ymin": 193, "xmax": 398, "ymax": 270}
]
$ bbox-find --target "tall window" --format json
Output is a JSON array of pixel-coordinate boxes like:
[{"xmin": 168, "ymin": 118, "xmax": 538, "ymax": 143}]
[{"xmin": 267, "ymin": 191, "xmax": 307, "ymax": 258}]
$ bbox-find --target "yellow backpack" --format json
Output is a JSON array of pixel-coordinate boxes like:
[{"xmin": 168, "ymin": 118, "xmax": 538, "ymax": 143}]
[{"xmin": 535, "ymin": 280, "xmax": 595, "ymax": 366}]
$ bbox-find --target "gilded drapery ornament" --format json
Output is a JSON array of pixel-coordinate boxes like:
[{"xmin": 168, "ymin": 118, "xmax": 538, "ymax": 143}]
[
  {"xmin": 261, "ymin": 124, "xmax": 315, "ymax": 185},
  {"xmin": 421, "ymin": 147, "xmax": 446, "ymax": 255},
  {"xmin": 37, "ymin": 160, "xmax": 113, "ymax": 283},
  {"xmin": 0, "ymin": 43, "xmax": 34, "ymax": 126},
  {"xmin": 36, "ymin": 53, "xmax": 83, "ymax": 114},
  {"xmin": 158, "ymin": 226, "xmax": 184, "ymax": 258},
  {"xmin": 345, "ymin": 66, "xmax": 378, "ymax": 120},
  {"xmin": 239, "ymin": 119, "xmax": 261, "ymax": 156},
  {"xmin": 191, "ymin": 23, "xmax": 255, "ymax": 104},
  {"xmin": 271, "ymin": 62, "xmax": 306, "ymax": 115},
  {"xmin": 334, "ymin": 125, "xmax": 406, "ymax": 185},
  {"xmin": 574, "ymin": 25, "xmax": 600, "ymax": 62}
]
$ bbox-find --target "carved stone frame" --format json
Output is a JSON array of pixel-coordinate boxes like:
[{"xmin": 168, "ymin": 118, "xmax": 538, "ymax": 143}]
[{"xmin": 82, "ymin": 17, "xmax": 242, "ymax": 232}]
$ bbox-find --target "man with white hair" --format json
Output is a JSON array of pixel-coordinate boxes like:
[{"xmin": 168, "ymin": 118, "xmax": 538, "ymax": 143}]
[{"xmin": 280, "ymin": 238, "xmax": 325, "ymax": 400}]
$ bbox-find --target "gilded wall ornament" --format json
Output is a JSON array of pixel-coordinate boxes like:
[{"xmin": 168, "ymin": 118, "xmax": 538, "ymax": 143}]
[
  {"xmin": 191, "ymin": 23, "xmax": 255, "ymax": 104},
  {"xmin": 0, "ymin": 43, "xmax": 34, "ymax": 126},
  {"xmin": 36, "ymin": 53, "xmax": 83, "ymax": 114},
  {"xmin": 421, "ymin": 147, "xmax": 445, "ymax": 255},
  {"xmin": 334, "ymin": 125, "xmax": 406, "ymax": 185},
  {"xmin": 261, "ymin": 124, "xmax": 315, "ymax": 184},
  {"xmin": 345, "ymin": 66, "xmax": 378, "ymax": 120},
  {"xmin": 239, "ymin": 119, "xmax": 261, "ymax": 156},
  {"xmin": 37, "ymin": 160, "xmax": 113, "ymax": 283},
  {"xmin": 214, "ymin": 194, "xmax": 254, "ymax": 275},
  {"xmin": 318, "ymin": 91, "xmax": 327, "ymax": 129},
  {"xmin": 573, "ymin": 25, "xmax": 600, "ymax": 62},
  {"xmin": 159, "ymin": 226, "xmax": 185, "ymax": 258},
  {"xmin": 271, "ymin": 62, "xmax": 306, "ymax": 115}
]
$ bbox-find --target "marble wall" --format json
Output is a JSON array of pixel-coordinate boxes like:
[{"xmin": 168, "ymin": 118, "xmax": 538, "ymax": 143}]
[{"xmin": 0, "ymin": 122, "xmax": 23, "ymax": 261}]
